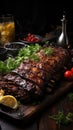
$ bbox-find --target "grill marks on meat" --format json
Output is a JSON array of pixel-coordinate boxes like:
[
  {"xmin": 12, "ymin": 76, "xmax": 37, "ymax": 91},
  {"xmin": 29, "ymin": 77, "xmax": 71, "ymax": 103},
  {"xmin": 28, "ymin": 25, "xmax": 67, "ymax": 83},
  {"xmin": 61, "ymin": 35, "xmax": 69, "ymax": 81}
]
[
  {"xmin": 4, "ymin": 73, "xmax": 35, "ymax": 92},
  {"xmin": 13, "ymin": 47, "xmax": 69, "ymax": 84},
  {"xmin": 0, "ymin": 80, "xmax": 29, "ymax": 101},
  {"xmin": 1, "ymin": 73, "xmax": 43, "ymax": 102},
  {"xmin": 0, "ymin": 47, "xmax": 70, "ymax": 103},
  {"xmin": 13, "ymin": 65, "xmax": 47, "ymax": 86}
]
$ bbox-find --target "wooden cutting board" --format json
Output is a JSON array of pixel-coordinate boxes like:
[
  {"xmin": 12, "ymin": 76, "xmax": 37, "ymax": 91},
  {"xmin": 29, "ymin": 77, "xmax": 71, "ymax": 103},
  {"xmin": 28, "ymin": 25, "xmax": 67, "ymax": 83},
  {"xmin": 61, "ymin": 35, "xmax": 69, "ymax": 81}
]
[{"xmin": 0, "ymin": 80, "xmax": 73, "ymax": 125}]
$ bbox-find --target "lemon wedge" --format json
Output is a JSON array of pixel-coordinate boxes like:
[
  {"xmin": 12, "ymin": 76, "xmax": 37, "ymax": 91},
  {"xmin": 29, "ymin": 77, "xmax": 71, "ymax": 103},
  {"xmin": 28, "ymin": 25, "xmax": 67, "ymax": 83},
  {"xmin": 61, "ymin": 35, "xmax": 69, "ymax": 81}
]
[
  {"xmin": 0, "ymin": 95, "xmax": 18, "ymax": 109},
  {"xmin": 0, "ymin": 89, "xmax": 5, "ymax": 96}
]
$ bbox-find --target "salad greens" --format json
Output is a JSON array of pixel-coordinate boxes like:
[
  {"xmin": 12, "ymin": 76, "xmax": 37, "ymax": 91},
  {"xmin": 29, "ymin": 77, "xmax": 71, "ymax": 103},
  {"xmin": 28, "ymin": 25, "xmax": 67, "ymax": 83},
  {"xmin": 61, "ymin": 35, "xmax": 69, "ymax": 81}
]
[{"xmin": 0, "ymin": 44, "xmax": 54, "ymax": 74}]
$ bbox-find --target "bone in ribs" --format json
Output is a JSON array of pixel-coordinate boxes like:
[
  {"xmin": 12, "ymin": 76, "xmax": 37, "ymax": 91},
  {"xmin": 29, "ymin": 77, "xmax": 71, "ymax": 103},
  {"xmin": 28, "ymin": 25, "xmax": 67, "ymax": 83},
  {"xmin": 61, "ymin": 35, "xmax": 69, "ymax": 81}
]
[{"xmin": 0, "ymin": 46, "xmax": 70, "ymax": 103}]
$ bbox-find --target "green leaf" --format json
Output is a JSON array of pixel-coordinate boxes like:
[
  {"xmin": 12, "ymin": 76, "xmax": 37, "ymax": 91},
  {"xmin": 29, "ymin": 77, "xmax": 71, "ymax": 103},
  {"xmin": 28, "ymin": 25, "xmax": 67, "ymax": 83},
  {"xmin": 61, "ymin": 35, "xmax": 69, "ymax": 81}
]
[
  {"xmin": 67, "ymin": 93, "xmax": 73, "ymax": 101},
  {"xmin": 49, "ymin": 111, "xmax": 73, "ymax": 125},
  {"xmin": 44, "ymin": 47, "xmax": 53, "ymax": 56}
]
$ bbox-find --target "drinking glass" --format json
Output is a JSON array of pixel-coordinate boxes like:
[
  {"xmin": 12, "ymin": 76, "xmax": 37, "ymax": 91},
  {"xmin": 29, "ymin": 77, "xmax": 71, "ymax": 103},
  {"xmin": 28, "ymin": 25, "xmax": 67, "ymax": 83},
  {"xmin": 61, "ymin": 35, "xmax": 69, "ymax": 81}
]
[{"xmin": 0, "ymin": 14, "xmax": 15, "ymax": 46}]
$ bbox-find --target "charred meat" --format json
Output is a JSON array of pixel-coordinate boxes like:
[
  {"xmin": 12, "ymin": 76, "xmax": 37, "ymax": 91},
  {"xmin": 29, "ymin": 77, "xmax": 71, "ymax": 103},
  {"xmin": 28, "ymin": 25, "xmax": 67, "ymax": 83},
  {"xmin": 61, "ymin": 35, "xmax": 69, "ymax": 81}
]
[{"xmin": 0, "ymin": 46, "xmax": 70, "ymax": 103}]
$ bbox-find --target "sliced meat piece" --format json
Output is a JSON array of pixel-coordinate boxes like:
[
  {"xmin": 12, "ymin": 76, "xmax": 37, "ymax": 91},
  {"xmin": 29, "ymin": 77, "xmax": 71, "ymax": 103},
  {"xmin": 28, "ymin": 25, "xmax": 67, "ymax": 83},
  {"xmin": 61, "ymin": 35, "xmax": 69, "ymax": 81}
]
[{"xmin": 12, "ymin": 69, "xmax": 44, "ymax": 87}]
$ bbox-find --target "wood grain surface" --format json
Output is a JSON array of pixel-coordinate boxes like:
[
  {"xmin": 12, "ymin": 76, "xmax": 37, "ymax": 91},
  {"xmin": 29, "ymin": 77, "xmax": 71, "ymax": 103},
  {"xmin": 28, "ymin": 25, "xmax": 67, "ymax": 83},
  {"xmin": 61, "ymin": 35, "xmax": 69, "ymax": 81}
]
[{"xmin": 0, "ymin": 81, "xmax": 73, "ymax": 130}]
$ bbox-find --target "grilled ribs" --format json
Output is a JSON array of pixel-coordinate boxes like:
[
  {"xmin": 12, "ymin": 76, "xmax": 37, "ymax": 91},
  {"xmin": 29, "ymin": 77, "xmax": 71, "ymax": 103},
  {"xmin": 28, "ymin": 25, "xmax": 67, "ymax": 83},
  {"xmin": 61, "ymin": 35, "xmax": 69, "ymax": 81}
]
[{"xmin": 0, "ymin": 46, "xmax": 70, "ymax": 103}]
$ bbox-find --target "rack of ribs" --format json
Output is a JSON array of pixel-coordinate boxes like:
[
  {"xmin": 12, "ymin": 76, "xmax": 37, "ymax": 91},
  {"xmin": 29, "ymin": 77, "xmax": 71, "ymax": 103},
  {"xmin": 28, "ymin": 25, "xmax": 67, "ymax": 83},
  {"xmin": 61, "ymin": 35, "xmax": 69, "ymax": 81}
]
[{"xmin": 0, "ymin": 46, "xmax": 70, "ymax": 103}]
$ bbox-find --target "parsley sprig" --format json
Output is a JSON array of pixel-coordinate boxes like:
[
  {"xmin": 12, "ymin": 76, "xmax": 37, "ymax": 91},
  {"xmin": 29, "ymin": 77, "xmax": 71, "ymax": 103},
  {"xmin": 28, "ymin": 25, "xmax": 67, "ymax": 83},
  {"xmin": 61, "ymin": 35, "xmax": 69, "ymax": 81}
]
[
  {"xmin": 44, "ymin": 47, "xmax": 53, "ymax": 56},
  {"xmin": 49, "ymin": 111, "xmax": 73, "ymax": 125},
  {"xmin": 67, "ymin": 93, "xmax": 73, "ymax": 101}
]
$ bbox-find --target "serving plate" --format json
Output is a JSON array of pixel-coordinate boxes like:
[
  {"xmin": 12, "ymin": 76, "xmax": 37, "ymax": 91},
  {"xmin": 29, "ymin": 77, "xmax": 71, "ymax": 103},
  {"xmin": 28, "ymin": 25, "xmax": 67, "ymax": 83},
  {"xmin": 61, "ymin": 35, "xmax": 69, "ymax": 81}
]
[{"xmin": 0, "ymin": 80, "xmax": 73, "ymax": 125}]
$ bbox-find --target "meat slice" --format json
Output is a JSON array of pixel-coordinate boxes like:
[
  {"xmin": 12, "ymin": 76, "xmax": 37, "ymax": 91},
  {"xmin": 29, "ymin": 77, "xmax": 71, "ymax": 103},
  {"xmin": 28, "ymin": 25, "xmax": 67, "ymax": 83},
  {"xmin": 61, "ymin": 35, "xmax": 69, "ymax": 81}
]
[
  {"xmin": 1, "ymin": 73, "xmax": 44, "ymax": 102},
  {"xmin": 0, "ymin": 80, "xmax": 29, "ymax": 101},
  {"xmin": 3, "ymin": 72, "xmax": 44, "ymax": 98},
  {"xmin": 3, "ymin": 73, "xmax": 35, "ymax": 92},
  {"xmin": 12, "ymin": 68, "xmax": 44, "ymax": 87}
]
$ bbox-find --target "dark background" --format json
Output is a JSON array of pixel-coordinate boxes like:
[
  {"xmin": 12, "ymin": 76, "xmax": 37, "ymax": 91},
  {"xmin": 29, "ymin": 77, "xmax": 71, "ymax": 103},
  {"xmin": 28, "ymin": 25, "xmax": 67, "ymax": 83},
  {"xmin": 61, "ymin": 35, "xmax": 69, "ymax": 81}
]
[{"xmin": 0, "ymin": 1, "xmax": 73, "ymax": 35}]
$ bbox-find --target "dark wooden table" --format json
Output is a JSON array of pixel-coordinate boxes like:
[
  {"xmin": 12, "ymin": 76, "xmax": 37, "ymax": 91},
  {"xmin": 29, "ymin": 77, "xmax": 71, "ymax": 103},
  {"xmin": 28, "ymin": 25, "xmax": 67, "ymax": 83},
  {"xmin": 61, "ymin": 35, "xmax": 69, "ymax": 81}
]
[{"xmin": 0, "ymin": 82, "xmax": 73, "ymax": 130}]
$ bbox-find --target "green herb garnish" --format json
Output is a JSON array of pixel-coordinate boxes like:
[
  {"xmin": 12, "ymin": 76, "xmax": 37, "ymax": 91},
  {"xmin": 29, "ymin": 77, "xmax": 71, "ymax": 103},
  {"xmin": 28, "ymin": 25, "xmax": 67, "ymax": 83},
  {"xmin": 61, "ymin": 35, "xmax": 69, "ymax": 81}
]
[
  {"xmin": 0, "ymin": 61, "xmax": 8, "ymax": 74},
  {"xmin": 44, "ymin": 47, "xmax": 53, "ymax": 56},
  {"xmin": 0, "ymin": 44, "xmax": 54, "ymax": 74},
  {"xmin": 49, "ymin": 111, "xmax": 73, "ymax": 125},
  {"xmin": 67, "ymin": 93, "xmax": 73, "ymax": 101},
  {"xmin": 0, "ymin": 44, "xmax": 41, "ymax": 74},
  {"xmin": 18, "ymin": 43, "xmax": 41, "ymax": 57}
]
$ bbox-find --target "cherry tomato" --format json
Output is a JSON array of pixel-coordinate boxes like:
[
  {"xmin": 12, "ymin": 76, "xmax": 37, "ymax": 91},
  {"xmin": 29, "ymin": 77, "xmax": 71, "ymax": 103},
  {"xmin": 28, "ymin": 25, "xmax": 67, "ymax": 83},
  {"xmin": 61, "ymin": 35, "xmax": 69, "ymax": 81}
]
[
  {"xmin": 30, "ymin": 34, "xmax": 35, "ymax": 38},
  {"xmin": 27, "ymin": 33, "xmax": 31, "ymax": 37},
  {"xmin": 31, "ymin": 38, "xmax": 34, "ymax": 42},
  {"xmin": 64, "ymin": 70, "xmax": 73, "ymax": 79}
]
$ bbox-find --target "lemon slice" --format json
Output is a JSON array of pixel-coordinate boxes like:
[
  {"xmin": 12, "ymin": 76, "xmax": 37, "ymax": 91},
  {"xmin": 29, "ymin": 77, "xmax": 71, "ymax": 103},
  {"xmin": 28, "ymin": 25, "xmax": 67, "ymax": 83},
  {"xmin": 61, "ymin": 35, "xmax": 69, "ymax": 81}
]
[
  {"xmin": 0, "ymin": 89, "xmax": 4, "ymax": 96},
  {"xmin": 0, "ymin": 95, "xmax": 18, "ymax": 109}
]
